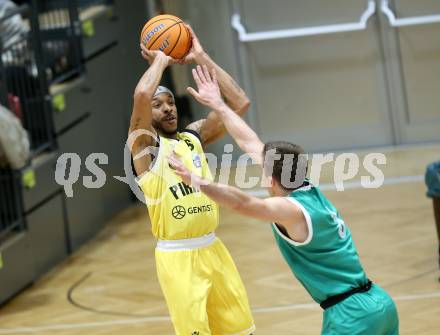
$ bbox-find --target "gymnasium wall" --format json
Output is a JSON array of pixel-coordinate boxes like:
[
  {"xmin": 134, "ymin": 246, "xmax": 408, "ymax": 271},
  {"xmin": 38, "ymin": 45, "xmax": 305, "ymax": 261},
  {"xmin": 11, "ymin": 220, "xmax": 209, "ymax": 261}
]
[{"xmin": 164, "ymin": 0, "xmax": 440, "ymax": 154}]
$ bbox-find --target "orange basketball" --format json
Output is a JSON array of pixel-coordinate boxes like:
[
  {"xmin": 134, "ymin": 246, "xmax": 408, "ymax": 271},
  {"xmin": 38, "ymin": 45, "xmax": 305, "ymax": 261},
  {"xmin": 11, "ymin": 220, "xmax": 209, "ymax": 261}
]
[{"xmin": 140, "ymin": 14, "xmax": 192, "ymax": 59}]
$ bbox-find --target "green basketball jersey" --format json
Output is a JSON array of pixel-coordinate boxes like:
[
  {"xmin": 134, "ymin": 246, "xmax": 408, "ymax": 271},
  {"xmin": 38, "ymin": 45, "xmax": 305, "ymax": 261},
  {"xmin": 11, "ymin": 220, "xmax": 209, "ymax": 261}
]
[{"xmin": 272, "ymin": 182, "xmax": 368, "ymax": 304}]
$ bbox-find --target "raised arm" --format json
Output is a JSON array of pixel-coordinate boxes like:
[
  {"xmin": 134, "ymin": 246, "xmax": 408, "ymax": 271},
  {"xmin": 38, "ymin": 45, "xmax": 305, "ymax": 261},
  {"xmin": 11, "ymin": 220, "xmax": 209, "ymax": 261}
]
[
  {"xmin": 187, "ymin": 65, "xmax": 264, "ymax": 164},
  {"xmin": 213, "ymin": 100, "xmax": 264, "ymax": 165},
  {"xmin": 128, "ymin": 46, "xmax": 175, "ymax": 176},
  {"xmin": 183, "ymin": 25, "xmax": 251, "ymax": 146}
]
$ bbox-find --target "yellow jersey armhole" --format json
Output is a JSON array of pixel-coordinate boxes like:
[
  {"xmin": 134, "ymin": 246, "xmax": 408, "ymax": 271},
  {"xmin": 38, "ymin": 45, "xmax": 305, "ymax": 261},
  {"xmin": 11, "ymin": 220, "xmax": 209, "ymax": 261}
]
[{"xmin": 136, "ymin": 139, "xmax": 165, "ymax": 187}]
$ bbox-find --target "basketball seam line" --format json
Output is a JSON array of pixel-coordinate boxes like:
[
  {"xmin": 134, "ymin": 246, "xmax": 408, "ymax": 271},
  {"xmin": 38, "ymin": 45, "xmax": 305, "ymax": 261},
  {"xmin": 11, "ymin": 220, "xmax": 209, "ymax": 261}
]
[
  {"xmin": 148, "ymin": 21, "xmax": 182, "ymax": 50},
  {"xmin": 140, "ymin": 17, "xmax": 180, "ymax": 43},
  {"xmin": 182, "ymin": 24, "xmax": 192, "ymax": 58},
  {"xmin": 168, "ymin": 23, "xmax": 182, "ymax": 58}
]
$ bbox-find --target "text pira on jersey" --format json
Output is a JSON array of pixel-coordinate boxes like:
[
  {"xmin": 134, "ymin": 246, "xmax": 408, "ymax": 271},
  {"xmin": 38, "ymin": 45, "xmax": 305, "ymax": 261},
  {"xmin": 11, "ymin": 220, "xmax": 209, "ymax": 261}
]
[{"xmin": 169, "ymin": 182, "xmax": 200, "ymax": 200}]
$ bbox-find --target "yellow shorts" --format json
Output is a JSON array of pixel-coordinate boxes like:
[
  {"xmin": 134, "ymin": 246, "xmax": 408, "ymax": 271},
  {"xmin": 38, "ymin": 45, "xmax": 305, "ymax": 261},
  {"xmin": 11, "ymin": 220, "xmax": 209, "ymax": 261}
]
[{"xmin": 155, "ymin": 233, "xmax": 255, "ymax": 335}]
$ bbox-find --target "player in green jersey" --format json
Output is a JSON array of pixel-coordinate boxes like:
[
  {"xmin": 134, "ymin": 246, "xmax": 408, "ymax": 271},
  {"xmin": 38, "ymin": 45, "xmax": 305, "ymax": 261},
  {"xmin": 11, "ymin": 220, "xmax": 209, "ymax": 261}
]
[{"xmin": 168, "ymin": 65, "xmax": 399, "ymax": 335}]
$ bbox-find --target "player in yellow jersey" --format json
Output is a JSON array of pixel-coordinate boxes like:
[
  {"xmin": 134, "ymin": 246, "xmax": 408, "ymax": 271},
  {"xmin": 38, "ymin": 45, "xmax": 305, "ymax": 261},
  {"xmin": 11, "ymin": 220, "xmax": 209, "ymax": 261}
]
[{"xmin": 128, "ymin": 25, "xmax": 255, "ymax": 335}]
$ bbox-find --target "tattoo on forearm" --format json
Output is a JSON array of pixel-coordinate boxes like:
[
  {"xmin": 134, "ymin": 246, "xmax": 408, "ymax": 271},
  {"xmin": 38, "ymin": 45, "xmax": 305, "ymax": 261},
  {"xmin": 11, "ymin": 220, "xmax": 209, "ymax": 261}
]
[
  {"xmin": 143, "ymin": 76, "xmax": 156, "ymax": 90},
  {"xmin": 136, "ymin": 60, "xmax": 165, "ymax": 95}
]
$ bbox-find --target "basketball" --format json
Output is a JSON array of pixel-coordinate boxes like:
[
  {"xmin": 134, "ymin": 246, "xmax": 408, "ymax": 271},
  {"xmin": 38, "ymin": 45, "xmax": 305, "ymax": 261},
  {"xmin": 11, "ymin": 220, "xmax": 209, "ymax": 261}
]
[{"xmin": 140, "ymin": 14, "xmax": 192, "ymax": 59}]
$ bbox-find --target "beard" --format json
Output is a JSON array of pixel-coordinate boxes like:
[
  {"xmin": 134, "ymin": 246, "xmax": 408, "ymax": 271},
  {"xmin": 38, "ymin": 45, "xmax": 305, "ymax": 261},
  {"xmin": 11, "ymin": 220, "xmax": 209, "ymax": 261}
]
[
  {"xmin": 153, "ymin": 122, "xmax": 178, "ymax": 136},
  {"xmin": 152, "ymin": 116, "xmax": 178, "ymax": 137},
  {"xmin": 161, "ymin": 126, "xmax": 178, "ymax": 136}
]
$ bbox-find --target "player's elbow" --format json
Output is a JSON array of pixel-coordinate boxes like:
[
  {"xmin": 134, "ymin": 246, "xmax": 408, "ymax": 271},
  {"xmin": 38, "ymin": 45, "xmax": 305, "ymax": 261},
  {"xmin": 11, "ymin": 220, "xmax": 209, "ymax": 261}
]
[{"xmin": 238, "ymin": 98, "xmax": 251, "ymax": 116}]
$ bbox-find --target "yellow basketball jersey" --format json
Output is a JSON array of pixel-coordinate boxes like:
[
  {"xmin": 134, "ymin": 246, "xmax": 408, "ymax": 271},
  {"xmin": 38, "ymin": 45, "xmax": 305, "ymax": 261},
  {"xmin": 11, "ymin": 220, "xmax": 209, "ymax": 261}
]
[{"xmin": 138, "ymin": 131, "xmax": 219, "ymax": 240}]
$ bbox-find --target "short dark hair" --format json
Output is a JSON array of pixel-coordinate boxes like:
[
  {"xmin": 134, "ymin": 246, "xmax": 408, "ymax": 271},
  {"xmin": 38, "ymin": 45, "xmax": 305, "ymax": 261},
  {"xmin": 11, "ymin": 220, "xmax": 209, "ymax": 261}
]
[{"xmin": 263, "ymin": 141, "xmax": 308, "ymax": 191}]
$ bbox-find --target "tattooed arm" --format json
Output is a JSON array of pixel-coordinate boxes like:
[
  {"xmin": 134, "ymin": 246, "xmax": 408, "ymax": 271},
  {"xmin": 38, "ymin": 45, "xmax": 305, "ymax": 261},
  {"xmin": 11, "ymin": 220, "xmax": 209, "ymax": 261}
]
[{"xmin": 128, "ymin": 46, "xmax": 175, "ymax": 176}]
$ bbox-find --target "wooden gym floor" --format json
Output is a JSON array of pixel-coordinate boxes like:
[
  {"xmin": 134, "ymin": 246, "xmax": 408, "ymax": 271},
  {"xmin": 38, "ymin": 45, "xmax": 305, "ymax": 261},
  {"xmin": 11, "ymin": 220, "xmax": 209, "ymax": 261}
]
[{"xmin": 0, "ymin": 144, "xmax": 439, "ymax": 334}]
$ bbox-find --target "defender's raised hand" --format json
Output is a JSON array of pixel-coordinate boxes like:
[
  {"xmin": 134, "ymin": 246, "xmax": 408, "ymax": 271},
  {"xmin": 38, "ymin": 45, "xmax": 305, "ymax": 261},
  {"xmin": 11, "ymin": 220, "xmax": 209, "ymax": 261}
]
[
  {"xmin": 187, "ymin": 65, "xmax": 226, "ymax": 111},
  {"xmin": 168, "ymin": 154, "xmax": 192, "ymax": 185},
  {"xmin": 168, "ymin": 153, "xmax": 209, "ymax": 188}
]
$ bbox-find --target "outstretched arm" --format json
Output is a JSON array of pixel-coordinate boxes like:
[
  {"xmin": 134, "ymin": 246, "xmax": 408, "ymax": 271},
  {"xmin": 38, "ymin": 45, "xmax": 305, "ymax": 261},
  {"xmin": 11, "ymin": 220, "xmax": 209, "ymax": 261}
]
[
  {"xmin": 168, "ymin": 154, "xmax": 301, "ymax": 224},
  {"xmin": 202, "ymin": 183, "xmax": 294, "ymax": 223},
  {"xmin": 187, "ymin": 65, "xmax": 264, "ymax": 164},
  {"xmin": 183, "ymin": 25, "xmax": 251, "ymax": 146},
  {"xmin": 128, "ymin": 45, "xmax": 175, "ymax": 176}
]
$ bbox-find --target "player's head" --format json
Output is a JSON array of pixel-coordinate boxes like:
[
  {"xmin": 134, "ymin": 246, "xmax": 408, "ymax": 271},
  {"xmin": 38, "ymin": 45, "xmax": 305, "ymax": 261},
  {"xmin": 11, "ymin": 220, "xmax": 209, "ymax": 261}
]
[
  {"xmin": 151, "ymin": 86, "xmax": 178, "ymax": 135},
  {"xmin": 262, "ymin": 141, "xmax": 308, "ymax": 196}
]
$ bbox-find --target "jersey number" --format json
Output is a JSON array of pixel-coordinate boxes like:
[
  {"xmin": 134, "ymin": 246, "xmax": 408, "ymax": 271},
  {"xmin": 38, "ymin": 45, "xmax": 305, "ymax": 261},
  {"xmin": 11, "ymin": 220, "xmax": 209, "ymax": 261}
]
[
  {"xmin": 329, "ymin": 210, "xmax": 346, "ymax": 239},
  {"xmin": 184, "ymin": 139, "xmax": 194, "ymax": 151}
]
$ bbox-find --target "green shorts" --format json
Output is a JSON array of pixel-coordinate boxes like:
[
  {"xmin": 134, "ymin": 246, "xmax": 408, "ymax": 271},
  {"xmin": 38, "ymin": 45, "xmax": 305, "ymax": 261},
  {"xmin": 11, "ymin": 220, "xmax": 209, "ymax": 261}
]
[{"xmin": 322, "ymin": 284, "xmax": 399, "ymax": 335}]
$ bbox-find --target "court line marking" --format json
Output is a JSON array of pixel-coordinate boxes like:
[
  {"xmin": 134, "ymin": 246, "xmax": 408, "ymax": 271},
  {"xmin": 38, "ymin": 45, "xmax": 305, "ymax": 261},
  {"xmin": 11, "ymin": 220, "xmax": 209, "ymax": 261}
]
[
  {"xmin": 384, "ymin": 269, "xmax": 438, "ymax": 289},
  {"xmin": 0, "ymin": 174, "xmax": 429, "ymax": 333},
  {"xmin": 1, "ymin": 291, "xmax": 440, "ymax": 333},
  {"xmin": 245, "ymin": 174, "xmax": 425, "ymax": 197}
]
